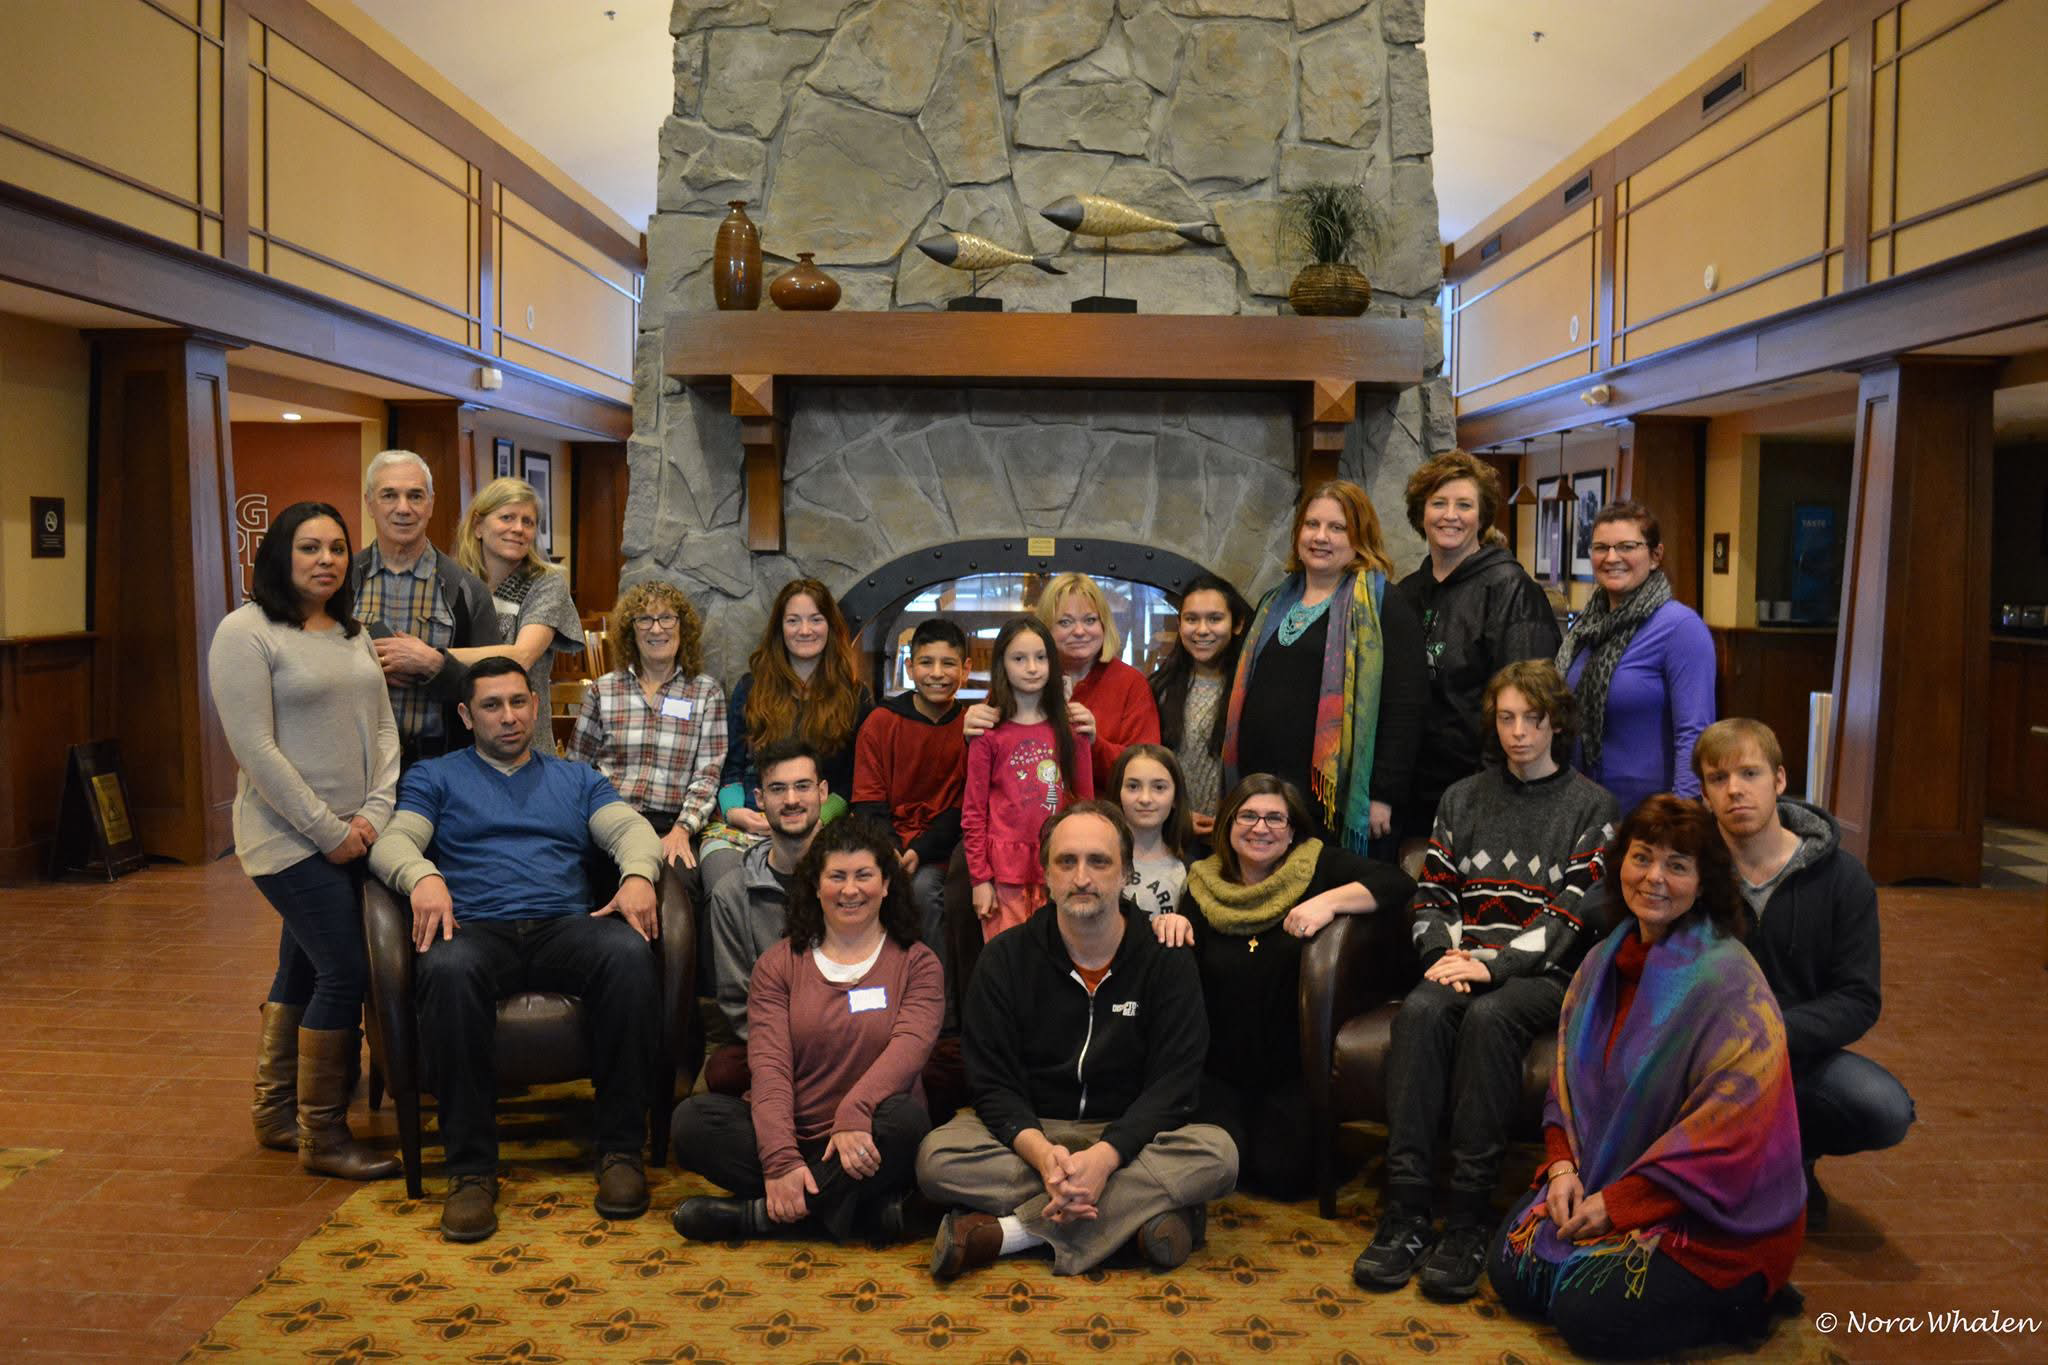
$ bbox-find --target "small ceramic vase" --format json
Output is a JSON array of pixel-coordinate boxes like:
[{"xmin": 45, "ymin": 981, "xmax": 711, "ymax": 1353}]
[
  {"xmin": 769, "ymin": 253, "xmax": 841, "ymax": 311},
  {"xmin": 712, "ymin": 201, "xmax": 762, "ymax": 311}
]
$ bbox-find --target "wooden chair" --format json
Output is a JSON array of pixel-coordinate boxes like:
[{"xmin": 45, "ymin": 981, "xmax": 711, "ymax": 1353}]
[{"xmin": 362, "ymin": 863, "xmax": 700, "ymax": 1197}]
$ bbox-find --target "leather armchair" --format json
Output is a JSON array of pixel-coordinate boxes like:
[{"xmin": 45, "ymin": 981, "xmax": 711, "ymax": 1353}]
[
  {"xmin": 1300, "ymin": 901, "xmax": 1555, "ymax": 1218},
  {"xmin": 362, "ymin": 864, "xmax": 699, "ymax": 1198}
]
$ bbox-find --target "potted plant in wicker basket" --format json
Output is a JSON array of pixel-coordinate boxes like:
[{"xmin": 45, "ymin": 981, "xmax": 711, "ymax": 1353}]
[{"xmin": 1286, "ymin": 182, "xmax": 1384, "ymax": 317}]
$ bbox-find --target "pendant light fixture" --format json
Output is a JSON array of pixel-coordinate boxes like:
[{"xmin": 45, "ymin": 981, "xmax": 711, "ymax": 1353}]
[
  {"xmin": 1507, "ymin": 439, "xmax": 1538, "ymax": 506},
  {"xmin": 1545, "ymin": 430, "xmax": 1571, "ymax": 500}
]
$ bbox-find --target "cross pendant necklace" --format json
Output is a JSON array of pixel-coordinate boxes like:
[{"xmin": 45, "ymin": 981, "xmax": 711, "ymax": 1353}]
[{"xmin": 1247, "ymin": 936, "xmax": 1258, "ymax": 953}]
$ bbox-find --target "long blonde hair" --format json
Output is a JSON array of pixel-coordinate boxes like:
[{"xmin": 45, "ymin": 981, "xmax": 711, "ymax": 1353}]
[{"xmin": 458, "ymin": 477, "xmax": 554, "ymax": 580}]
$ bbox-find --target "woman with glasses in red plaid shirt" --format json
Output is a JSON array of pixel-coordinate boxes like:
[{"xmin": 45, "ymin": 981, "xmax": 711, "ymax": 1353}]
[{"xmin": 568, "ymin": 582, "xmax": 727, "ymax": 873}]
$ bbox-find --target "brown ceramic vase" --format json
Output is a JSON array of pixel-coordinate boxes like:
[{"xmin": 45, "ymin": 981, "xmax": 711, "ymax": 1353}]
[
  {"xmin": 712, "ymin": 201, "xmax": 762, "ymax": 311},
  {"xmin": 769, "ymin": 253, "xmax": 841, "ymax": 311},
  {"xmin": 1288, "ymin": 261, "xmax": 1372, "ymax": 317}
]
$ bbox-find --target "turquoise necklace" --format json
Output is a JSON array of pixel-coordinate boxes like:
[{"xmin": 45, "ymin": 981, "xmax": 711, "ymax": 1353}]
[{"xmin": 1277, "ymin": 594, "xmax": 1333, "ymax": 647}]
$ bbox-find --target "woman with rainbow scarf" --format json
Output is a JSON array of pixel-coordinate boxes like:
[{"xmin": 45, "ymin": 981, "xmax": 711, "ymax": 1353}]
[
  {"xmin": 1490, "ymin": 794, "xmax": 1806, "ymax": 1358},
  {"xmin": 1222, "ymin": 479, "xmax": 1425, "ymax": 855}
]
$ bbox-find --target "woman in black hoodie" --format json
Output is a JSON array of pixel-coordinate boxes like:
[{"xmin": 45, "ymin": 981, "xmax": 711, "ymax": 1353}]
[{"xmin": 1395, "ymin": 452, "xmax": 1561, "ymax": 842}]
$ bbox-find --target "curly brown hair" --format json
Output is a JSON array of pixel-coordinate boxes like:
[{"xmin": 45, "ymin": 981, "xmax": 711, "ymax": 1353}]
[
  {"xmin": 607, "ymin": 581, "xmax": 703, "ymax": 678},
  {"xmin": 1609, "ymin": 794, "xmax": 1745, "ymax": 941},
  {"xmin": 783, "ymin": 817, "xmax": 921, "ymax": 953},
  {"xmin": 1403, "ymin": 450, "xmax": 1503, "ymax": 537}
]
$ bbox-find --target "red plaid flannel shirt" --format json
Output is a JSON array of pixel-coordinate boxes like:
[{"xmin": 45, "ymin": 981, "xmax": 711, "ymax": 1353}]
[{"xmin": 567, "ymin": 669, "xmax": 727, "ymax": 831}]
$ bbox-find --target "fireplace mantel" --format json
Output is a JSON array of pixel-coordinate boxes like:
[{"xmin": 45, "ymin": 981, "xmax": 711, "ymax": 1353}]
[{"xmin": 663, "ymin": 311, "xmax": 1431, "ymax": 551}]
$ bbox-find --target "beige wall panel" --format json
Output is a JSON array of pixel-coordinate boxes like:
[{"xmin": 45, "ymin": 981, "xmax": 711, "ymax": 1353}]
[
  {"xmin": 1871, "ymin": 62, "xmax": 1897, "ymax": 230},
  {"xmin": 1457, "ymin": 351, "xmax": 1594, "ymax": 413},
  {"xmin": 0, "ymin": 0, "xmax": 201, "ymax": 206},
  {"xmin": 1455, "ymin": 237, "xmax": 1594, "ymax": 395},
  {"xmin": 1900, "ymin": 0, "xmax": 1991, "ymax": 46},
  {"xmin": 1459, "ymin": 205, "xmax": 1594, "ymax": 299},
  {"xmin": 502, "ymin": 191, "xmax": 639, "ymax": 293},
  {"xmin": 1623, "ymin": 262, "xmax": 1823, "ymax": 362},
  {"xmin": 266, "ymin": 35, "xmax": 468, "ymax": 187},
  {"xmin": 1702, "ymin": 423, "xmax": 1762, "ymax": 628},
  {"xmin": 1826, "ymin": 251, "xmax": 1844, "ymax": 295},
  {"xmin": 500, "ymin": 339, "xmax": 634, "ymax": 405},
  {"xmin": 268, "ymin": 244, "xmax": 469, "ymax": 345},
  {"xmin": 1894, "ymin": 2, "xmax": 2048, "ymax": 222},
  {"xmin": 1893, "ymin": 179, "xmax": 2048, "ymax": 275},
  {"xmin": 1630, "ymin": 57, "xmax": 1830, "ymax": 203},
  {"xmin": 266, "ymin": 84, "xmax": 471, "ymax": 315},
  {"xmin": 1875, "ymin": 6, "xmax": 1898, "ymax": 61},
  {"xmin": 0, "ymin": 314, "xmax": 92, "ymax": 637},
  {"xmin": 1828, "ymin": 91, "xmax": 1846, "ymax": 250},
  {"xmin": 1625, "ymin": 105, "xmax": 1828, "ymax": 325},
  {"xmin": 1870, "ymin": 234, "xmax": 1893, "ymax": 282},
  {"xmin": 201, "ymin": 0, "xmax": 221, "ymax": 33},
  {"xmin": 0, "ymin": 140, "xmax": 199, "ymax": 246},
  {"xmin": 498, "ymin": 228, "xmax": 636, "ymax": 386}
]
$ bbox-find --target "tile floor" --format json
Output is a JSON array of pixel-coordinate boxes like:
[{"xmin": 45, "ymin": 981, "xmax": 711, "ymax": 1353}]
[
  {"xmin": 1981, "ymin": 821, "xmax": 2048, "ymax": 890},
  {"xmin": 0, "ymin": 860, "xmax": 2042, "ymax": 1362}
]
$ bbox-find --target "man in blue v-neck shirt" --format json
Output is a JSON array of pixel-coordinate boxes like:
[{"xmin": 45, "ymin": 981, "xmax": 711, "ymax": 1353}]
[{"xmin": 370, "ymin": 656, "xmax": 665, "ymax": 1243}]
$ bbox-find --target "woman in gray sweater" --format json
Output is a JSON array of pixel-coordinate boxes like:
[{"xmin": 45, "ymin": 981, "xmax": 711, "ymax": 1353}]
[{"xmin": 208, "ymin": 501, "xmax": 401, "ymax": 1181}]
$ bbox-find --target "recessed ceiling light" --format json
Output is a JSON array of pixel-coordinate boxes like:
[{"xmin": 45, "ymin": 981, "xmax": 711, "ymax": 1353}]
[{"xmin": 281, "ymin": 411, "xmax": 302, "ymax": 421}]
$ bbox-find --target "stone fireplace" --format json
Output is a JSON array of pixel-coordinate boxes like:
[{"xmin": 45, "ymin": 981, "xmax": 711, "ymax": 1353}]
[{"xmin": 631, "ymin": 0, "xmax": 1452, "ymax": 677}]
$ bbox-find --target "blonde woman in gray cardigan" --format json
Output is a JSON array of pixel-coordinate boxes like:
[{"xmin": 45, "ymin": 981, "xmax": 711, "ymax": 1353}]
[{"xmin": 208, "ymin": 501, "xmax": 401, "ymax": 1181}]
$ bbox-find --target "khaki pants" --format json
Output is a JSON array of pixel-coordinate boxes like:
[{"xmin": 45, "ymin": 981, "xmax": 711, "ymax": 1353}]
[{"xmin": 915, "ymin": 1110, "xmax": 1238, "ymax": 1274}]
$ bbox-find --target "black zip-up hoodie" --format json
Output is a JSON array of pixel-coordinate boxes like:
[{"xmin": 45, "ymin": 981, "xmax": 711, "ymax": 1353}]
[
  {"xmin": 1395, "ymin": 545, "xmax": 1561, "ymax": 805},
  {"xmin": 1741, "ymin": 798, "xmax": 1883, "ymax": 1068},
  {"xmin": 962, "ymin": 900, "xmax": 1208, "ymax": 1165}
]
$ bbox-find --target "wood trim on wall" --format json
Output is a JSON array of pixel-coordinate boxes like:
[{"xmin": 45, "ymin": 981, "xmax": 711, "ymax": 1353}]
[
  {"xmin": 221, "ymin": 0, "xmax": 251, "ymax": 267},
  {"xmin": 0, "ymin": 636, "xmax": 97, "ymax": 883}
]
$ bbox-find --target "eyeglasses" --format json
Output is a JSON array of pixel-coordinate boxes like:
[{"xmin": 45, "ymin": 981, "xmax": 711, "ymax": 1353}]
[
  {"xmin": 633, "ymin": 614, "xmax": 679, "ymax": 630},
  {"xmin": 1589, "ymin": 540, "xmax": 1647, "ymax": 557},
  {"xmin": 1232, "ymin": 810, "xmax": 1291, "ymax": 829}
]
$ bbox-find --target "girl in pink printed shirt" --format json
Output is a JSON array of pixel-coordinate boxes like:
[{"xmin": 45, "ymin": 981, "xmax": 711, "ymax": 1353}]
[{"xmin": 962, "ymin": 616, "xmax": 1093, "ymax": 940}]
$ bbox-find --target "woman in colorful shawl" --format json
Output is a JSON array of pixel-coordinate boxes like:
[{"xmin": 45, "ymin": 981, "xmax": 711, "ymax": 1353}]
[
  {"xmin": 1222, "ymin": 480, "xmax": 1426, "ymax": 854},
  {"xmin": 1151, "ymin": 775, "xmax": 1413, "ymax": 1198},
  {"xmin": 1489, "ymin": 794, "xmax": 1806, "ymax": 1359}
]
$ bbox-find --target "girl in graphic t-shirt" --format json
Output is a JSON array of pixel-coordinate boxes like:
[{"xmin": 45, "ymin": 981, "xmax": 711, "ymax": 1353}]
[
  {"xmin": 962, "ymin": 616, "xmax": 1093, "ymax": 940},
  {"xmin": 1114, "ymin": 743, "xmax": 1192, "ymax": 920}
]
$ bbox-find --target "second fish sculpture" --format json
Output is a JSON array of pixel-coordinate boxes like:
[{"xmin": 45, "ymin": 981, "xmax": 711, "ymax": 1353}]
[
  {"xmin": 1038, "ymin": 194, "xmax": 1224, "ymax": 312},
  {"xmin": 915, "ymin": 228, "xmax": 1066, "ymax": 311}
]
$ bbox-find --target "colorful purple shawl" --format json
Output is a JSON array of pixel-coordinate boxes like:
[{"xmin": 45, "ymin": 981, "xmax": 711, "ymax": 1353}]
[{"xmin": 1507, "ymin": 914, "xmax": 1804, "ymax": 1274}]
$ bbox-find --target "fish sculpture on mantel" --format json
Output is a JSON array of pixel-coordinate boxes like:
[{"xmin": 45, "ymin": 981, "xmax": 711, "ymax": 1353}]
[
  {"xmin": 915, "ymin": 230, "xmax": 1067, "ymax": 275},
  {"xmin": 1040, "ymin": 194, "xmax": 1223, "ymax": 245}
]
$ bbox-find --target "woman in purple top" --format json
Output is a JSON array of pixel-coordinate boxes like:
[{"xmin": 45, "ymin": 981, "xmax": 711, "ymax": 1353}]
[{"xmin": 1554, "ymin": 501, "xmax": 1715, "ymax": 816}]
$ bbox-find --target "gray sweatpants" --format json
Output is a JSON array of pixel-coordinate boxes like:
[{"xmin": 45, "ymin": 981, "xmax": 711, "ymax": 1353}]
[{"xmin": 915, "ymin": 1110, "xmax": 1239, "ymax": 1274}]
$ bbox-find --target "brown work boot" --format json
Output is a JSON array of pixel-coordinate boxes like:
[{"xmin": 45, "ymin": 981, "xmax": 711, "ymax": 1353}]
[
  {"xmin": 441, "ymin": 1172, "xmax": 499, "ymax": 1243},
  {"xmin": 594, "ymin": 1152, "xmax": 649, "ymax": 1220},
  {"xmin": 251, "ymin": 1002, "xmax": 302, "ymax": 1151},
  {"xmin": 1136, "ymin": 1204, "xmax": 1207, "ymax": 1269},
  {"xmin": 295, "ymin": 1027, "xmax": 400, "ymax": 1181},
  {"xmin": 930, "ymin": 1210, "xmax": 1004, "ymax": 1282}
]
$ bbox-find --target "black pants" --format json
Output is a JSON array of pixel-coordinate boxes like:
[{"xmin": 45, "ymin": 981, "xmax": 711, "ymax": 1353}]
[
  {"xmin": 250, "ymin": 855, "xmax": 368, "ymax": 1030},
  {"xmin": 414, "ymin": 913, "xmax": 658, "ymax": 1176},
  {"xmin": 1196, "ymin": 1073, "xmax": 1315, "ymax": 1201},
  {"xmin": 1384, "ymin": 974, "xmax": 1565, "ymax": 1217},
  {"xmin": 671, "ymin": 1091, "xmax": 929, "ymax": 1242},
  {"xmin": 1488, "ymin": 1212, "xmax": 1774, "ymax": 1359}
]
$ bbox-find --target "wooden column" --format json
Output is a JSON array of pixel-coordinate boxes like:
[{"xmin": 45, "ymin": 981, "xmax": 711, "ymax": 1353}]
[
  {"xmin": 1828, "ymin": 358, "xmax": 1994, "ymax": 884},
  {"xmin": 570, "ymin": 440, "xmax": 628, "ymax": 614},
  {"xmin": 734, "ymin": 374, "xmax": 785, "ymax": 553},
  {"xmin": 1297, "ymin": 379, "xmax": 1355, "ymax": 490},
  {"xmin": 89, "ymin": 330, "xmax": 241, "ymax": 863},
  {"xmin": 388, "ymin": 400, "xmax": 476, "ymax": 551},
  {"xmin": 1615, "ymin": 415, "xmax": 1705, "ymax": 610}
]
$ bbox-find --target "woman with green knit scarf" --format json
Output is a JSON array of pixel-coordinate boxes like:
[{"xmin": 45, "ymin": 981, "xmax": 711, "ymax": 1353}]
[
  {"xmin": 1223, "ymin": 480, "xmax": 1427, "ymax": 855},
  {"xmin": 1152, "ymin": 775, "xmax": 1414, "ymax": 1198}
]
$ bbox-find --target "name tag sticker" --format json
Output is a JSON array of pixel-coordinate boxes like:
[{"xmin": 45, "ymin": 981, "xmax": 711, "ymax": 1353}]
[
  {"xmin": 660, "ymin": 697, "xmax": 692, "ymax": 720},
  {"xmin": 848, "ymin": 987, "xmax": 888, "ymax": 1013}
]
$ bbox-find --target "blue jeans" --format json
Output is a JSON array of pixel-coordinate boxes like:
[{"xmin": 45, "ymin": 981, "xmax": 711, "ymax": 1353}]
[
  {"xmin": 250, "ymin": 854, "xmax": 369, "ymax": 1031},
  {"xmin": 1796, "ymin": 1049, "xmax": 1914, "ymax": 1159}
]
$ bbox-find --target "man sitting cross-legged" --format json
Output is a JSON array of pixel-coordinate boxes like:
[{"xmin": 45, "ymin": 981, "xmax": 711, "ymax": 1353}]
[
  {"xmin": 367, "ymin": 655, "xmax": 664, "ymax": 1243},
  {"xmin": 1694, "ymin": 717, "xmax": 1913, "ymax": 1224},
  {"xmin": 915, "ymin": 800, "xmax": 1238, "ymax": 1280}
]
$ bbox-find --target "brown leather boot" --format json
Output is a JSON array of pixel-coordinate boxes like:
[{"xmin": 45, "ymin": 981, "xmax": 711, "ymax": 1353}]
[
  {"xmin": 296, "ymin": 1027, "xmax": 400, "ymax": 1181},
  {"xmin": 251, "ymin": 1002, "xmax": 302, "ymax": 1151}
]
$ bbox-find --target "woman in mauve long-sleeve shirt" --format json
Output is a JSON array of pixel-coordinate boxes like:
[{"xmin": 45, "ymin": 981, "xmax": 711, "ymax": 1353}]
[{"xmin": 670, "ymin": 819, "xmax": 943, "ymax": 1245}]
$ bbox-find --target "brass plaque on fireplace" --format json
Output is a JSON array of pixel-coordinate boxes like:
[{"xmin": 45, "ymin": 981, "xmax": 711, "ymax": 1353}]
[{"xmin": 1027, "ymin": 537, "xmax": 1055, "ymax": 557}]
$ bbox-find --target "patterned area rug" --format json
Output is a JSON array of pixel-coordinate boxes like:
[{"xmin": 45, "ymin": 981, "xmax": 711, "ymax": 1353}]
[{"xmin": 181, "ymin": 1092, "xmax": 1831, "ymax": 1363}]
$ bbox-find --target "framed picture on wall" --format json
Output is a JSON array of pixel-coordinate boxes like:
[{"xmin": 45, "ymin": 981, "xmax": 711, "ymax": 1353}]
[
  {"xmin": 493, "ymin": 438, "xmax": 514, "ymax": 479},
  {"xmin": 520, "ymin": 450, "xmax": 553, "ymax": 557},
  {"xmin": 1570, "ymin": 469, "xmax": 1608, "ymax": 579},
  {"xmin": 1534, "ymin": 477, "xmax": 1564, "ymax": 580}
]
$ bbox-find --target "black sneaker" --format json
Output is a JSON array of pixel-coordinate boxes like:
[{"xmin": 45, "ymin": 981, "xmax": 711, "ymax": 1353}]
[
  {"xmin": 1416, "ymin": 1220, "xmax": 1490, "ymax": 1302},
  {"xmin": 1352, "ymin": 1208, "xmax": 1436, "ymax": 1291}
]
